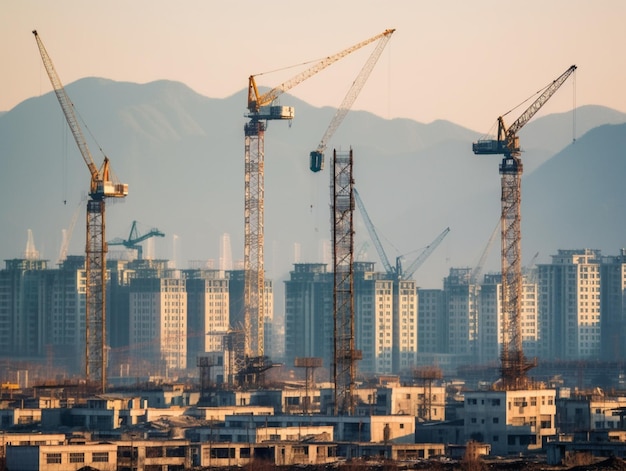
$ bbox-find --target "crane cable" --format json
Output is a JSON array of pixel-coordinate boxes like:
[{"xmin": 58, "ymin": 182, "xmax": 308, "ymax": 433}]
[
  {"xmin": 61, "ymin": 108, "xmax": 68, "ymax": 205},
  {"xmin": 252, "ymin": 56, "xmax": 325, "ymax": 79},
  {"xmin": 500, "ymin": 76, "xmax": 562, "ymax": 121},
  {"xmin": 481, "ymin": 68, "xmax": 578, "ymax": 140},
  {"xmin": 572, "ymin": 70, "xmax": 577, "ymax": 143},
  {"xmin": 73, "ymin": 104, "xmax": 107, "ymax": 160}
]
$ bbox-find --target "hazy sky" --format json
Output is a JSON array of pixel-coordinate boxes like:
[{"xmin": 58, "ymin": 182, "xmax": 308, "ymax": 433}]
[{"xmin": 3, "ymin": 0, "xmax": 625, "ymax": 132}]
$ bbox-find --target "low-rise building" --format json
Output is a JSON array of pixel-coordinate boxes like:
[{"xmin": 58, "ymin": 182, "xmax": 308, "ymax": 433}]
[
  {"xmin": 193, "ymin": 441, "xmax": 337, "ymax": 467},
  {"xmin": 189, "ymin": 424, "xmax": 333, "ymax": 444},
  {"xmin": 320, "ymin": 384, "xmax": 445, "ymax": 420},
  {"xmin": 360, "ymin": 385, "xmax": 446, "ymax": 420},
  {"xmin": 41, "ymin": 395, "xmax": 147, "ymax": 431},
  {"xmin": 464, "ymin": 388, "xmax": 557, "ymax": 456},
  {"xmin": 0, "ymin": 408, "xmax": 41, "ymax": 429},
  {"xmin": 6, "ymin": 442, "xmax": 118, "ymax": 471},
  {"xmin": 340, "ymin": 442, "xmax": 447, "ymax": 461},
  {"xmin": 557, "ymin": 393, "xmax": 626, "ymax": 432},
  {"xmin": 116, "ymin": 438, "xmax": 191, "ymax": 470},
  {"xmin": 186, "ymin": 405, "xmax": 274, "ymax": 422},
  {"xmin": 222, "ymin": 414, "xmax": 415, "ymax": 443}
]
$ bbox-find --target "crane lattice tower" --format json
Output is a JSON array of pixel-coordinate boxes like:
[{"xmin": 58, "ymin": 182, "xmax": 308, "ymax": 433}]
[
  {"xmin": 472, "ymin": 65, "xmax": 576, "ymax": 390},
  {"xmin": 33, "ymin": 31, "xmax": 128, "ymax": 393},
  {"xmin": 242, "ymin": 29, "xmax": 394, "ymax": 386},
  {"xmin": 332, "ymin": 149, "xmax": 361, "ymax": 415}
]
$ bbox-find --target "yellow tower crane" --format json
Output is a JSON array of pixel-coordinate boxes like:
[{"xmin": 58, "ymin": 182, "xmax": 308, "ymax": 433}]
[
  {"xmin": 241, "ymin": 29, "xmax": 395, "ymax": 385},
  {"xmin": 472, "ymin": 64, "xmax": 576, "ymax": 390},
  {"xmin": 33, "ymin": 30, "xmax": 128, "ymax": 393}
]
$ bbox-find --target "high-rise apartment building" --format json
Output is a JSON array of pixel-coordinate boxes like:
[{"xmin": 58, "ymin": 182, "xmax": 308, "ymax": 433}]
[
  {"xmin": 392, "ymin": 278, "xmax": 419, "ymax": 373},
  {"xmin": 129, "ymin": 262, "xmax": 187, "ymax": 374},
  {"xmin": 353, "ymin": 262, "xmax": 418, "ymax": 375},
  {"xmin": 0, "ymin": 259, "xmax": 49, "ymax": 358},
  {"xmin": 478, "ymin": 273, "xmax": 538, "ymax": 365},
  {"xmin": 537, "ymin": 249, "xmax": 602, "ymax": 360},
  {"xmin": 417, "ymin": 288, "xmax": 446, "ymax": 354},
  {"xmin": 262, "ymin": 278, "xmax": 275, "ymax": 359},
  {"xmin": 353, "ymin": 264, "xmax": 394, "ymax": 375},
  {"xmin": 520, "ymin": 272, "xmax": 539, "ymax": 360},
  {"xmin": 478, "ymin": 274, "xmax": 501, "ymax": 365},
  {"xmin": 443, "ymin": 268, "xmax": 478, "ymax": 363},
  {"xmin": 184, "ymin": 269, "xmax": 229, "ymax": 368},
  {"xmin": 227, "ymin": 269, "xmax": 274, "ymax": 361},
  {"xmin": 107, "ymin": 259, "xmax": 132, "ymax": 352},
  {"xmin": 284, "ymin": 263, "xmax": 333, "ymax": 373},
  {"xmin": 600, "ymin": 249, "xmax": 626, "ymax": 361},
  {"xmin": 48, "ymin": 256, "xmax": 86, "ymax": 373},
  {"xmin": 0, "ymin": 256, "xmax": 86, "ymax": 376}
]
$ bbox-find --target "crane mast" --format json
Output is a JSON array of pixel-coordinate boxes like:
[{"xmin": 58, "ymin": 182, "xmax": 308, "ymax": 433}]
[
  {"xmin": 472, "ymin": 65, "xmax": 576, "ymax": 390},
  {"xmin": 242, "ymin": 29, "xmax": 394, "ymax": 385},
  {"xmin": 332, "ymin": 149, "xmax": 360, "ymax": 415},
  {"xmin": 33, "ymin": 30, "xmax": 128, "ymax": 393}
]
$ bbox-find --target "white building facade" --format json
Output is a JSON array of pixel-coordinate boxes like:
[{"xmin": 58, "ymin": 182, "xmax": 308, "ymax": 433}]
[
  {"xmin": 129, "ymin": 273, "xmax": 187, "ymax": 373},
  {"xmin": 537, "ymin": 249, "xmax": 601, "ymax": 360}
]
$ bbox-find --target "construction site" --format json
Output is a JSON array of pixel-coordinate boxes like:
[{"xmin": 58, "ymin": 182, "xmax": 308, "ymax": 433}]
[{"xmin": 4, "ymin": 28, "xmax": 626, "ymax": 470}]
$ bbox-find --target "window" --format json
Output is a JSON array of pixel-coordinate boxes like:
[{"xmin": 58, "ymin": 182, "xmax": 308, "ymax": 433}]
[
  {"xmin": 92, "ymin": 452, "xmax": 109, "ymax": 462},
  {"xmin": 46, "ymin": 453, "xmax": 62, "ymax": 464},
  {"xmin": 69, "ymin": 452, "xmax": 85, "ymax": 463}
]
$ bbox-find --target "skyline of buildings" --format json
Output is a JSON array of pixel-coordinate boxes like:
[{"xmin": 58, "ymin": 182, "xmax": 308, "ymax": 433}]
[{"xmin": 1, "ymin": 244, "xmax": 626, "ymax": 386}]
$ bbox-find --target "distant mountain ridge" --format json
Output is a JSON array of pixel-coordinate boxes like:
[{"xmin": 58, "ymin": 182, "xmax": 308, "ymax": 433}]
[{"xmin": 1, "ymin": 77, "xmax": 625, "ymax": 293}]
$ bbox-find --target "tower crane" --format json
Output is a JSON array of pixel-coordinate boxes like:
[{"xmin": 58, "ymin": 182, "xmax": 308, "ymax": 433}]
[
  {"xmin": 242, "ymin": 29, "xmax": 395, "ymax": 384},
  {"xmin": 472, "ymin": 64, "xmax": 576, "ymax": 390},
  {"xmin": 309, "ymin": 30, "xmax": 395, "ymax": 172},
  {"xmin": 108, "ymin": 221, "xmax": 165, "ymax": 260},
  {"xmin": 353, "ymin": 187, "xmax": 449, "ymax": 281},
  {"xmin": 33, "ymin": 30, "xmax": 128, "ymax": 393}
]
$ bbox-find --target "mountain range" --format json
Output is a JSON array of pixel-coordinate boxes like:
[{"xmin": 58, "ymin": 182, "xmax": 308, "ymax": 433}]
[{"xmin": 1, "ymin": 77, "xmax": 625, "ymax": 303}]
